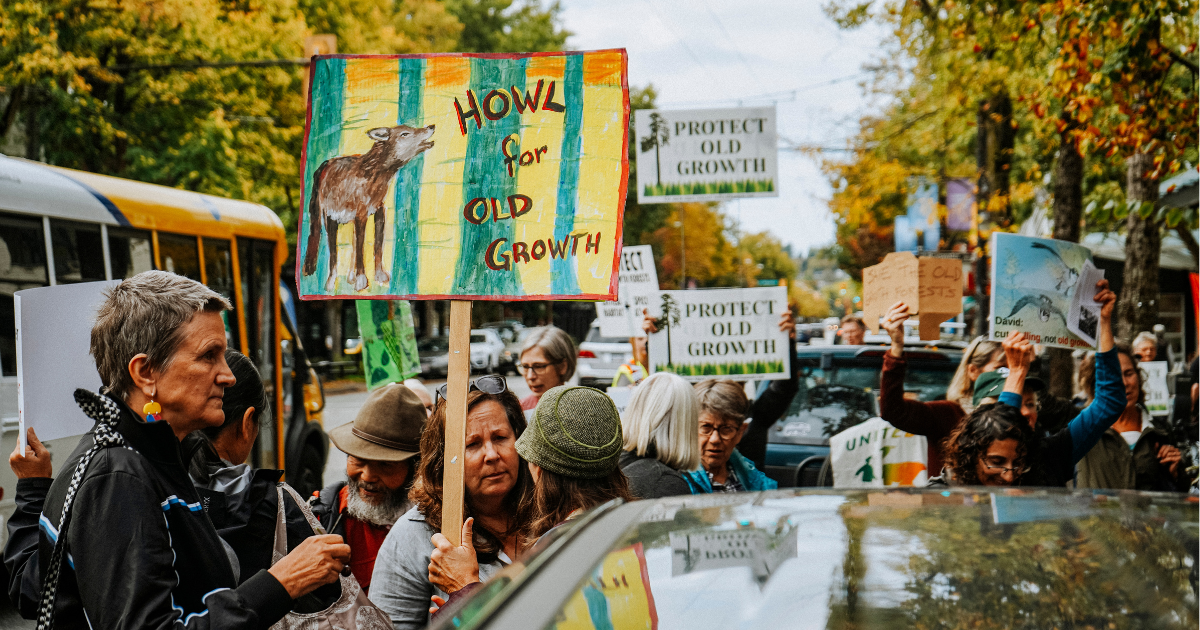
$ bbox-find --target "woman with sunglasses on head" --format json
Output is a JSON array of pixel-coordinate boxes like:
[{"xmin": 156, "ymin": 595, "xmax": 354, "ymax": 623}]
[
  {"xmin": 369, "ymin": 376, "xmax": 535, "ymax": 630},
  {"xmin": 515, "ymin": 326, "xmax": 576, "ymax": 411},
  {"xmin": 935, "ymin": 280, "xmax": 1125, "ymax": 487}
]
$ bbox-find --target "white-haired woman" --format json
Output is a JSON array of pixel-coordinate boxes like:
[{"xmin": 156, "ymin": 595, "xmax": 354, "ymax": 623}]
[
  {"xmin": 516, "ymin": 326, "xmax": 576, "ymax": 411},
  {"xmin": 33, "ymin": 271, "xmax": 347, "ymax": 629},
  {"xmin": 618, "ymin": 372, "xmax": 700, "ymax": 498}
]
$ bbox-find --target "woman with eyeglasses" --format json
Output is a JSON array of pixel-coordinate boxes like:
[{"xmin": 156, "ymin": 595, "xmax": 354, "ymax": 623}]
[
  {"xmin": 369, "ymin": 376, "xmax": 535, "ymax": 629},
  {"xmin": 935, "ymin": 280, "xmax": 1126, "ymax": 487},
  {"xmin": 515, "ymin": 326, "xmax": 576, "ymax": 411},
  {"xmin": 682, "ymin": 380, "xmax": 778, "ymax": 493}
]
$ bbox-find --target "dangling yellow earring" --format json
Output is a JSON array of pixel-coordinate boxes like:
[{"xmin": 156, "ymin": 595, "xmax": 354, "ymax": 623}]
[{"xmin": 143, "ymin": 392, "xmax": 161, "ymax": 423}]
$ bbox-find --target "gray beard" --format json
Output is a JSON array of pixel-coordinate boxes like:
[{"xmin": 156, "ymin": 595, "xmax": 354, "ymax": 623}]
[{"xmin": 345, "ymin": 478, "xmax": 410, "ymax": 528}]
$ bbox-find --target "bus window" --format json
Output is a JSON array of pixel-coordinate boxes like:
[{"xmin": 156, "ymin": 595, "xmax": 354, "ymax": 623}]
[
  {"xmin": 50, "ymin": 220, "xmax": 106, "ymax": 284},
  {"xmin": 240, "ymin": 237, "xmax": 278, "ymax": 469},
  {"xmin": 0, "ymin": 212, "xmax": 49, "ymax": 376},
  {"xmin": 158, "ymin": 232, "xmax": 201, "ymax": 281},
  {"xmin": 108, "ymin": 228, "xmax": 154, "ymax": 279},
  {"xmin": 203, "ymin": 237, "xmax": 240, "ymax": 350}
]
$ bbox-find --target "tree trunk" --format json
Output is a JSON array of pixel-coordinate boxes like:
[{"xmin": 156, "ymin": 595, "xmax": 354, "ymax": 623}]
[
  {"xmin": 984, "ymin": 89, "xmax": 1015, "ymax": 227},
  {"xmin": 1045, "ymin": 138, "xmax": 1084, "ymax": 399},
  {"xmin": 1116, "ymin": 153, "xmax": 1162, "ymax": 342},
  {"xmin": 326, "ymin": 300, "xmax": 343, "ymax": 362}
]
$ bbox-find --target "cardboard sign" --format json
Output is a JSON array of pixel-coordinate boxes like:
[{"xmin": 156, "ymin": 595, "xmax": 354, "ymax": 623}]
[
  {"xmin": 634, "ymin": 106, "xmax": 778, "ymax": 203},
  {"xmin": 595, "ymin": 244, "xmax": 658, "ymax": 338},
  {"xmin": 355, "ymin": 300, "xmax": 420, "ymax": 390},
  {"xmin": 862, "ymin": 252, "xmax": 962, "ymax": 340},
  {"xmin": 1141, "ymin": 360, "xmax": 1170, "ymax": 416},
  {"xmin": 297, "ymin": 51, "xmax": 629, "ymax": 301},
  {"xmin": 647, "ymin": 286, "xmax": 789, "ymax": 381},
  {"xmin": 15, "ymin": 282, "xmax": 120, "ymax": 453},
  {"xmin": 828, "ymin": 417, "xmax": 929, "ymax": 488},
  {"xmin": 989, "ymin": 233, "xmax": 1103, "ymax": 350},
  {"xmin": 553, "ymin": 543, "xmax": 658, "ymax": 630}
]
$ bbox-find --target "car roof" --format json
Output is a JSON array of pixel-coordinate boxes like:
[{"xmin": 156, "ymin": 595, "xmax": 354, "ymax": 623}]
[{"xmin": 440, "ymin": 488, "xmax": 1198, "ymax": 630}]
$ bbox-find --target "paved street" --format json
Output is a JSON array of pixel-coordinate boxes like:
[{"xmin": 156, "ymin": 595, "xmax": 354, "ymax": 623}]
[{"xmin": 319, "ymin": 375, "xmax": 531, "ymax": 489}]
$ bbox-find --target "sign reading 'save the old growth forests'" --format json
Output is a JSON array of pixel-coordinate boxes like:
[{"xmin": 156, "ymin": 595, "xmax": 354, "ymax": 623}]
[
  {"xmin": 635, "ymin": 106, "xmax": 777, "ymax": 203},
  {"xmin": 648, "ymin": 286, "xmax": 789, "ymax": 381},
  {"xmin": 595, "ymin": 244, "xmax": 658, "ymax": 338},
  {"xmin": 297, "ymin": 50, "xmax": 629, "ymax": 301}
]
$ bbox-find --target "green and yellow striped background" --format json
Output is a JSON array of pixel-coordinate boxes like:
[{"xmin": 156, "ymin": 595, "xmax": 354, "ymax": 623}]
[{"xmin": 297, "ymin": 51, "xmax": 629, "ymax": 301}]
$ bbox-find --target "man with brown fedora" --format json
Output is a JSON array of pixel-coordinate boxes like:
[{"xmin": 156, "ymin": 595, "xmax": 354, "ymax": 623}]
[{"xmin": 310, "ymin": 382, "xmax": 427, "ymax": 593}]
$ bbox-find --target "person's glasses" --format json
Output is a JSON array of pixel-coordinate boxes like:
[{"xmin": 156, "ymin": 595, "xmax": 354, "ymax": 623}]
[
  {"xmin": 435, "ymin": 375, "xmax": 508, "ymax": 404},
  {"xmin": 982, "ymin": 460, "xmax": 1030, "ymax": 475},
  {"xmin": 698, "ymin": 424, "xmax": 740, "ymax": 440},
  {"xmin": 516, "ymin": 361, "xmax": 561, "ymax": 375}
]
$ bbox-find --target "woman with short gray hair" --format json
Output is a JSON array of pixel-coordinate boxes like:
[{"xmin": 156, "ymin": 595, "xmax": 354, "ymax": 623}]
[
  {"xmin": 516, "ymin": 326, "xmax": 576, "ymax": 411},
  {"xmin": 35, "ymin": 271, "xmax": 347, "ymax": 629},
  {"xmin": 683, "ymin": 380, "xmax": 779, "ymax": 493}
]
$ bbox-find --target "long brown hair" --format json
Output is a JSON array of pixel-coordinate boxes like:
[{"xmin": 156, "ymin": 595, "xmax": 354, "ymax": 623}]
[
  {"xmin": 942, "ymin": 402, "xmax": 1044, "ymax": 486},
  {"xmin": 520, "ymin": 467, "xmax": 633, "ymax": 549},
  {"xmin": 409, "ymin": 389, "xmax": 534, "ymax": 557}
]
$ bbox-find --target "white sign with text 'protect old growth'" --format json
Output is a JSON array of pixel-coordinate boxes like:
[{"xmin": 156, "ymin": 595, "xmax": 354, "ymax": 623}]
[
  {"xmin": 635, "ymin": 106, "xmax": 778, "ymax": 203},
  {"xmin": 595, "ymin": 245, "xmax": 658, "ymax": 338}
]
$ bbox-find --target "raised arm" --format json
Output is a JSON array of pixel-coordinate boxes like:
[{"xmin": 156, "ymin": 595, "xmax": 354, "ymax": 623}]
[
  {"xmin": 877, "ymin": 302, "xmax": 963, "ymax": 438},
  {"xmin": 1066, "ymin": 279, "xmax": 1124, "ymax": 461}
]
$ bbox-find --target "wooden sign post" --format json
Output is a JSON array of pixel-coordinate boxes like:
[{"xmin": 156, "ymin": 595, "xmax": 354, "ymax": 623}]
[
  {"xmin": 441, "ymin": 301, "xmax": 472, "ymax": 543},
  {"xmin": 296, "ymin": 51, "xmax": 630, "ymax": 546}
]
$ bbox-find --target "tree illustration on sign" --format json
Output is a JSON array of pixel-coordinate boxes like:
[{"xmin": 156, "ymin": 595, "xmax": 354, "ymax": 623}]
[
  {"xmin": 655, "ymin": 293, "xmax": 680, "ymax": 367},
  {"xmin": 639, "ymin": 112, "xmax": 669, "ymax": 188}
]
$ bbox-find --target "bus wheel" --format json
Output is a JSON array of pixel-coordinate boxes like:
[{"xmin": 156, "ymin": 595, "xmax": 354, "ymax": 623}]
[{"xmin": 293, "ymin": 442, "xmax": 325, "ymax": 498}]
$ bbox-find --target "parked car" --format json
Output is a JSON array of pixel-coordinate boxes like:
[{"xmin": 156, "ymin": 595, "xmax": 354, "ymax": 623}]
[
  {"xmin": 576, "ymin": 323, "xmax": 633, "ymax": 389},
  {"xmin": 761, "ymin": 344, "xmax": 962, "ymax": 487},
  {"xmin": 499, "ymin": 326, "xmax": 541, "ymax": 374},
  {"xmin": 470, "ymin": 328, "xmax": 506, "ymax": 373},
  {"xmin": 431, "ymin": 488, "xmax": 1198, "ymax": 630},
  {"xmin": 418, "ymin": 336, "xmax": 450, "ymax": 378}
]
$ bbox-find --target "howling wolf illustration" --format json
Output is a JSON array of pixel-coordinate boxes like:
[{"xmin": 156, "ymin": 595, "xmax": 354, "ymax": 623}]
[{"xmin": 302, "ymin": 124, "xmax": 436, "ymax": 292}]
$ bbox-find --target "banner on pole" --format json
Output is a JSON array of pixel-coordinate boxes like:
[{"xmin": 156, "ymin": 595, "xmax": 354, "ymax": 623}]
[
  {"xmin": 988, "ymin": 233, "xmax": 1104, "ymax": 350},
  {"xmin": 634, "ymin": 106, "xmax": 777, "ymax": 204},
  {"xmin": 1141, "ymin": 360, "xmax": 1170, "ymax": 416},
  {"xmin": 648, "ymin": 286, "xmax": 789, "ymax": 381},
  {"xmin": 297, "ymin": 50, "xmax": 629, "ymax": 301},
  {"xmin": 595, "ymin": 244, "xmax": 658, "ymax": 338},
  {"xmin": 355, "ymin": 300, "xmax": 421, "ymax": 389}
]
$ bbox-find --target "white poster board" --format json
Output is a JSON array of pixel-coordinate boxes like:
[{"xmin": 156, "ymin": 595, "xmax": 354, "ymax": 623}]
[
  {"xmin": 828, "ymin": 417, "xmax": 929, "ymax": 488},
  {"xmin": 595, "ymin": 245, "xmax": 658, "ymax": 338},
  {"xmin": 16, "ymin": 281, "xmax": 118, "ymax": 453},
  {"xmin": 1141, "ymin": 361, "xmax": 1169, "ymax": 416},
  {"xmin": 647, "ymin": 286, "xmax": 789, "ymax": 381},
  {"xmin": 635, "ymin": 106, "xmax": 778, "ymax": 204}
]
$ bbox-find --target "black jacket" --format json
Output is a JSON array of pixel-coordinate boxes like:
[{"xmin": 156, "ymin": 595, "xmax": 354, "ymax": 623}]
[
  {"xmin": 308, "ymin": 481, "xmax": 350, "ymax": 539},
  {"xmin": 36, "ymin": 391, "xmax": 293, "ymax": 630},
  {"xmin": 619, "ymin": 448, "xmax": 691, "ymax": 499},
  {"xmin": 737, "ymin": 336, "xmax": 801, "ymax": 470}
]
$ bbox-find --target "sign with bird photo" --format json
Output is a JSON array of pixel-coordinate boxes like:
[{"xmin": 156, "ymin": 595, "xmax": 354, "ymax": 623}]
[
  {"xmin": 297, "ymin": 50, "xmax": 630, "ymax": 301},
  {"xmin": 988, "ymin": 233, "xmax": 1105, "ymax": 350},
  {"xmin": 355, "ymin": 300, "xmax": 420, "ymax": 390},
  {"xmin": 648, "ymin": 286, "xmax": 789, "ymax": 381},
  {"xmin": 634, "ymin": 106, "xmax": 778, "ymax": 204}
]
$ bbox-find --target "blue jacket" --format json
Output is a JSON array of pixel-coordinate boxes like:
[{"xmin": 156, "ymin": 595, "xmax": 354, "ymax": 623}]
[
  {"xmin": 998, "ymin": 348, "xmax": 1125, "ymax": 485},
  {"xmin": 683, "ymin": 449, "xmax": 778, "ymax": 494}
]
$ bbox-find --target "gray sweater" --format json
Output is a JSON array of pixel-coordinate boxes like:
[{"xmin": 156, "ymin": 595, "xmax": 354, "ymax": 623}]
[
  {"xmin": 619, "ymin": 448, "xmax": 692, "ymax": 499},
  {"xmin": 369, "ymin": 506, "xmax": 510, "ymax": 630}
]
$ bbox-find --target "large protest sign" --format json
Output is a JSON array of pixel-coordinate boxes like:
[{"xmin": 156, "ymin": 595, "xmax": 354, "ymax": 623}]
[
  {"xmin": 989, "ymin": 233, "xmax": 1104, "ymax": 350},
  {"xmin": 355, "ymin": 300, "xmax": 420, "ymax": 389},
  {"xmin": 861, "ymin": 252, "xmax": 962, "ymax": 340},
  {"xmin": 648, "ymin": 286, "xmax": 789, "ymax": 381},
  {"xmin": 595, "ymin": 244, "xmax": 658, "ymax": 338},
  {"xmin": 15, "ymin": 281, "xmax": 119, "ymax": 454},
  {"xmin": 297, "ymin": 50, "xmax": 629, "ymax": 301},
  {"xmin": 553, "ymin": 544, "xmax": 658, "ymax": 630},
  {"xmin": 1141, "ymin": 361, "xmax": 1170, "ymax": 416},
  {"xmin": 634, "ymin": 106, "xmax": 777, "ymax": 203}
]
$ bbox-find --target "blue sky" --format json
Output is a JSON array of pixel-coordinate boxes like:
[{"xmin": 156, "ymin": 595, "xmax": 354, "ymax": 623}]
[{"xmin": 558, "ymin": 0, "xmax": 890, "ymax": 256}]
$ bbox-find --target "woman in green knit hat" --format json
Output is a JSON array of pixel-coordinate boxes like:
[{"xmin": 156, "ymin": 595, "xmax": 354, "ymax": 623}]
[{"xmin": 425, "ymin": 385, "xmax": 632, "ymax": 611}]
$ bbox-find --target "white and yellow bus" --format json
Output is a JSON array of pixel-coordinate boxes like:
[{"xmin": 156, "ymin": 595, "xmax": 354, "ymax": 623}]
[{"xmin": 0, "ymin": 154, "xmax": 329, "ymax": 518}]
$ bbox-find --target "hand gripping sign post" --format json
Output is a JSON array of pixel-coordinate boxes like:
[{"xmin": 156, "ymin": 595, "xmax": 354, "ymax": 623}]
[
  {"xmin": 861, "ymin": 252, "xmax": 963, "ymax": 341},
  {"xmin": 298, "ymin": 51, "xmax": 629, "ymax": 542}
]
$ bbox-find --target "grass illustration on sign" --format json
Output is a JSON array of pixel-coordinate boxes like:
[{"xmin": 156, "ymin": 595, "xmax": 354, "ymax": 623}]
[
  {"xmin": 297, "ymin": 51, "xmax": 629, "ymax": 301},
  {"xmin": 642, "ymin": 179, "xmax": 774, "ymax": 198},
  {"xmin": 654, "ymin": 360, "xmax": 786, "ymax": 377}
]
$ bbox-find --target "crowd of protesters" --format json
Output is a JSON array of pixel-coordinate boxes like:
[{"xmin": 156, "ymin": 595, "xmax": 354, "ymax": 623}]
[{"xmin": 3, "ymin": 270, "xmax": 1197, "ymax": 628}]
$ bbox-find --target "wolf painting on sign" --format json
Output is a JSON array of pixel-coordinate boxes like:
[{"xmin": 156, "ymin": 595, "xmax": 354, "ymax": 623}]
[{"xmin": 297, "ymin": 51, "xmax": 629, "ymax": 301}]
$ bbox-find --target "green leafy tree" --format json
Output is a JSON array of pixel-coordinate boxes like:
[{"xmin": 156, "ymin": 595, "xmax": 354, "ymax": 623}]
[{"xmin": 443, "ymin": 0, "xmax": 569, "ymax": 53}]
